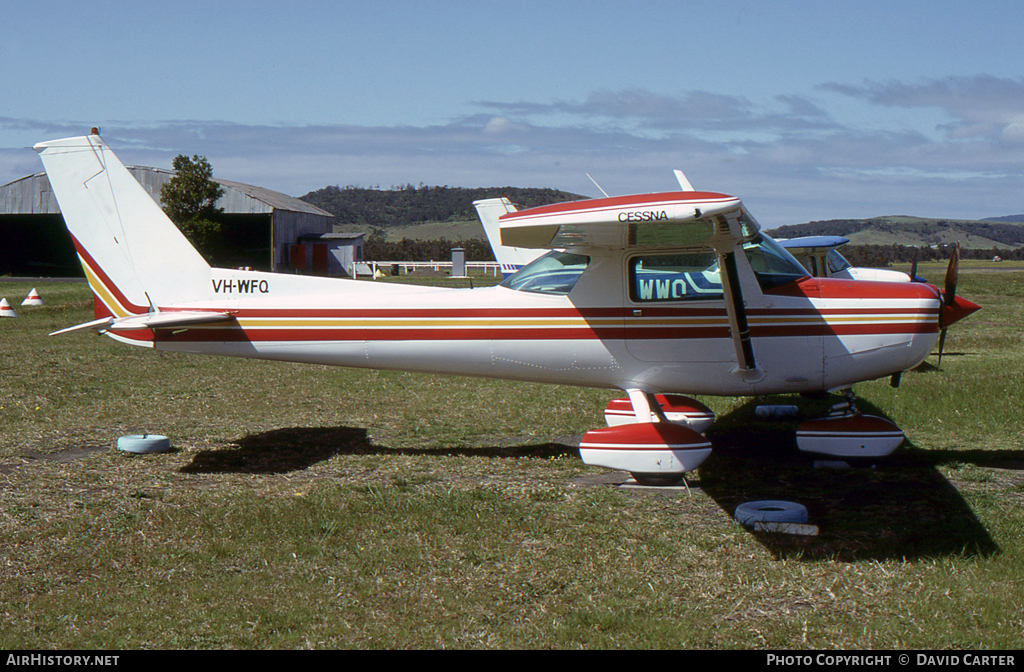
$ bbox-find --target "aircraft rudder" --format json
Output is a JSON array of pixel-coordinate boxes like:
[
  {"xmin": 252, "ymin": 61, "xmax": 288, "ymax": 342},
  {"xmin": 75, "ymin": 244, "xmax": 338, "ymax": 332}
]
[
  {"xmin": 473, "ymin": 198, "xmax": 515, "ymax": 246},
  {"xmin": 36, "ymin": 134, "xmax": 213, "ymax": 311},
  {"xmin": 473, "ymin": 198, "xmax": 542, "ymax": 278}
]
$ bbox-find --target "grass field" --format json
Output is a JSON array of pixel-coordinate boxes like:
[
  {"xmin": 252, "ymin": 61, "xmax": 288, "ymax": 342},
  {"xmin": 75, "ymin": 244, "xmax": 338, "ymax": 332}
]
[
  {"xmin": 1, "ymin": 269, "xmax": 1022, "ymax": 649},
  {"xmin": 336, "ymin": 219, "xmax": 486, "ymax": 242}
]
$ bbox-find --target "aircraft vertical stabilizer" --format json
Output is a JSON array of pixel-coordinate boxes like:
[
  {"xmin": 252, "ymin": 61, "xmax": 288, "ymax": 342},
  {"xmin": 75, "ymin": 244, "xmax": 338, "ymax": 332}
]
[
  {"xmin": 34, "ymin": 133, "xmax": 211, "ymax": 315},
  {"xmin": 473, "ymin": 197, "xmax": 543, "ymax": 278}
]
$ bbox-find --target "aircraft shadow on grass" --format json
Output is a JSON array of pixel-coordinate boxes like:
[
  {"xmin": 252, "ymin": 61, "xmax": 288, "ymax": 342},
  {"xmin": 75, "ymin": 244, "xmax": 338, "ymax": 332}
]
[
  {"xmin": 180, "ymin": 397, "xmax": 1019, "ymax": 564},
  {"xmin": 696, "ymin": 397, "xmax": 1015, "ymax": 563},
  {"xmin": 179, "ymin": 426, "xmax": 575, "ymax": 476}
]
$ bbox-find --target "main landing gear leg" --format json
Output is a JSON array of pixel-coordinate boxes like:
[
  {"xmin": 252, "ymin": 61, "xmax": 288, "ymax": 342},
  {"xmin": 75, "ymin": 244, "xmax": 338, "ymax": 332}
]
[
  {"xmin": 626, "ymin": 388, "xmax": 669, "ymax": 424},
  {"xmin": 827, "ymin": 388, "xmax": 858, "ymax": 417}
]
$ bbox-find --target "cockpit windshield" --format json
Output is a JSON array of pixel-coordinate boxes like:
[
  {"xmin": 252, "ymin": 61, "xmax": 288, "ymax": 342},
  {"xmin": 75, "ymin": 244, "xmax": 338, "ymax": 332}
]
[
  {"xmin": 743, "ymin": 235, "xmax": 810, "ymax": 291},
  {"xmin": 826, "ymin": 248, "xmax": 852, "ymax": 274},
  {"xmin": 500, "ymin": 251, "xmax": 590, "ymax": 295}
]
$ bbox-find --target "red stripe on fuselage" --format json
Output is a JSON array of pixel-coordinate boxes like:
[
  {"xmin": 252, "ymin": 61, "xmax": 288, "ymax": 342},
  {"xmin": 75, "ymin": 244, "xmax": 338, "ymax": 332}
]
[
  {"xmin": 70, "ymin": 234, "xmax": 150, "ymax": 315},
  {"xmin": 767, "ymin": 276, "xmax": 942, "ymax": 301},
  {"xmin": 155, "ymin": 326, "xmax": 622, "ymax": 343},
  {"xmin": 181, "ymin": 304, "xmax": 936, "ymax": 321},
  {"xmin": 149, "ymin": 304, "xmax": 938, "ymax": 344}
]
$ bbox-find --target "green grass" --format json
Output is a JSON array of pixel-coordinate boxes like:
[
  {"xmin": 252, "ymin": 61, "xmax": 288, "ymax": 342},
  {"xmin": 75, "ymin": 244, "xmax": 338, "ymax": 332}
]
[
  {"xmin": 1, "ymin": 273, "xmax": 1023, "ymax": 649},
  {"xmin": 334, "ymin": 219, "xmax": 486, "ymax": 242},
  {"xmin": 381, "ymin": 219, "xmax": 487, "ymax": 242}
]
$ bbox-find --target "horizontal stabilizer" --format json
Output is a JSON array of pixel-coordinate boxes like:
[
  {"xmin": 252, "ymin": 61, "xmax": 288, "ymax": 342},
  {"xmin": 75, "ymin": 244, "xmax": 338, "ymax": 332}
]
[
  {"xmin": 50, "ymin": 310, "xmax": 234, "ymax": 336},
  {"xmin": 49, "ymin": 317, "xmax": 116, "ymax": 336}
]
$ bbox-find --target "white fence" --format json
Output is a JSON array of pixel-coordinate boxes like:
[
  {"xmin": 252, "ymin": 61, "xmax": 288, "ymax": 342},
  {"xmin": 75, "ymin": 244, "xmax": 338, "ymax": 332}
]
[{"xmin": 354, "ymin": 261, "xmax": 501, "ymax": 278}]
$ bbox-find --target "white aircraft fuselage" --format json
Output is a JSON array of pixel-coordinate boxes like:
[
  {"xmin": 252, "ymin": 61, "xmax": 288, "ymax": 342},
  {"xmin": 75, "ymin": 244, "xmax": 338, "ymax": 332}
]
[
  {"xmin": 77, "ymin": 229, "xmax": 945, "ymax": 397},
  {"xmin": 40, "ymin": 134, "xmax": 976, "ymax": 403}
]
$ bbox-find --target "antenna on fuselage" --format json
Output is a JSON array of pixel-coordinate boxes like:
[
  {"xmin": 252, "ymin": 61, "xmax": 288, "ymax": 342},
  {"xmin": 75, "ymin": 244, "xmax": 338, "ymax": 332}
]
[{"xmin": 587, "ymin": 173, "xmax": 610, "ymax": 198}]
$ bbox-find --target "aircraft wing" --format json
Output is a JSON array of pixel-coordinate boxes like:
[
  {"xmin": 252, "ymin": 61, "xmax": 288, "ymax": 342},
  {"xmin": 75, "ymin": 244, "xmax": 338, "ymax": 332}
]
[
  {"xmin": 774, "ymin": 235, "xmax": 850, "ymax": 255},
  {"xmin": 498, "ymin": 191, "xmax": 744, "ymax": 249}
]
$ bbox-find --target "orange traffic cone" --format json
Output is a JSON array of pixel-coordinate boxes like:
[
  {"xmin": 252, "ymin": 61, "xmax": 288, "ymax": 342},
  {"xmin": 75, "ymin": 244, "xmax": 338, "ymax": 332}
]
[
  {"xmin": 22, "ymin": 288, "xmax": 43, "ymax": 306},
  {"xmin": 0, "ymin": 298, "xmax": 17, "ymax": 318}
]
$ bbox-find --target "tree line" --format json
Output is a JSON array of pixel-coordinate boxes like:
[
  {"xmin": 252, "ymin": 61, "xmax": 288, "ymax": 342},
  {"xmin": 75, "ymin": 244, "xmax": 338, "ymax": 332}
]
[
  {"xmin": 772, "ymin": 218, "xmax": 1024, "ymax": 249},
  {"xmin": 299, "ymin": 184, "xmax": 584, "ymax": 229},
  {"xmin": 841, "ymin": 243, "xmax": 1024, "ymax": 267},
  {"xmin": 362, "ymin": 233, "xmax": 495, "ymax": 262}
]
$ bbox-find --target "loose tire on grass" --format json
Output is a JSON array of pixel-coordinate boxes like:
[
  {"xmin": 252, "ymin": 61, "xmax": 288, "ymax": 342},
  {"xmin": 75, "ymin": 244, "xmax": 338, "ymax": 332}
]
[
  {"xmin": 734, "ymin": 500, "xmax": 808, "ymax": 526},
  {"xmin": 117, "ymin": 435, "xmax": 170, "ymax": 454}
]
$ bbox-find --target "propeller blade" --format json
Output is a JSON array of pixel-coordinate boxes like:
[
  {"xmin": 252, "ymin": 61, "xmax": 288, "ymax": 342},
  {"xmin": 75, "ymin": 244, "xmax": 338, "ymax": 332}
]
[
  {"xmin": 943, "ymin": 242, "xmax": 960, "ymax": 307},
  {"xmin": 910, "ymin": 251, "xmax": 918, "ymax": 282},
  {"xmin": 936, "ymin": 242, "xmax": 960, "ymax": 368}
]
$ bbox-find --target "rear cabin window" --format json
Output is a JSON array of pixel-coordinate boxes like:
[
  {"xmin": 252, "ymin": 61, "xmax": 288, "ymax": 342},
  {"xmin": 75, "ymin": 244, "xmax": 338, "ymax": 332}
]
[{"xmin": 501, "ymin": 251, "xmax": 590, "ymax": 295}]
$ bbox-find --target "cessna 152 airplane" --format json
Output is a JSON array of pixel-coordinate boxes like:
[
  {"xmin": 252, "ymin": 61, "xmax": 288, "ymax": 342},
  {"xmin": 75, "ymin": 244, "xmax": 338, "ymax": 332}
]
[
  {"xmin": 775, "ymin": 235, "xmax": 918, "ymax": 283},
  {"xmin": 36, "ymin": 132, "xmax": 980, "ymax": 484}
]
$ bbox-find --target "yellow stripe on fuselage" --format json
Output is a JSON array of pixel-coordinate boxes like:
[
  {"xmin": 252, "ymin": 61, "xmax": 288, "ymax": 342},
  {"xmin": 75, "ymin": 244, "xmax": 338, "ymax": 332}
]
[{"xmin": 80, "ymin": 256, "xmax": 132, "ymax": 318}]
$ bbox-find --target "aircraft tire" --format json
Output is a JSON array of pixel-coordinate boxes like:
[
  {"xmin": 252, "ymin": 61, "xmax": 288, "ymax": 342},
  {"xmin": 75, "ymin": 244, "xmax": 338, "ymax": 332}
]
[
  {"xmin": 734, "ymin": 500, "xmax": 808, "ymax": 526},
  {"xmin": 117, "ymin": 434, "xmax": 171, "ymax": 454}
]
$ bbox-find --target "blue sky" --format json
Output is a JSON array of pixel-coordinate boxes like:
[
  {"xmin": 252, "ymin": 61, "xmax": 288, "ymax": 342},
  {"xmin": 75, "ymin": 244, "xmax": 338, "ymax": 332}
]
[{"xmin": 3, "ymin": 0, "xmax": 1024, "ymax": 228}]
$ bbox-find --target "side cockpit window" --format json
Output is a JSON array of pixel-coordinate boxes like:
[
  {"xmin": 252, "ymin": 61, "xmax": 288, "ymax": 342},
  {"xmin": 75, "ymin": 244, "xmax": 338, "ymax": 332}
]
[
  {"xmin": 629, "ymin": 236, "xmax": 807, "ymax": 303},
  {"xmin": 629, "ymin": 252, "xmax": 723, "ymax": 302}
]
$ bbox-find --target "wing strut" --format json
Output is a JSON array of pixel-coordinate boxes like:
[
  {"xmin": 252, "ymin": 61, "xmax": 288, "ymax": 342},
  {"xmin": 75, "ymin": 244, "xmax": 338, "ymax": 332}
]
[
  {"xmin": 718, "ymin": 249, "xmax": 757, "ymax": 371},
  {"xmin": 711, "ymin": 214, "xmax": 764, "ymax": 380}
]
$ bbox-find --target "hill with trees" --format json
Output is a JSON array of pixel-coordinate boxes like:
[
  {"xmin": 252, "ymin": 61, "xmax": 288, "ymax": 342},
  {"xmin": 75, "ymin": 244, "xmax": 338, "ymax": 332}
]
[
  {"xmin": 299, "ymin": 184, "xmax": 584, "ymax": 231},
  {"xmin": 299, "ymin": 184, "xmax": 586, "ymax": 263},
  {"xmin": 982, "ymin": 214, "xmax": 1024, "ymax": 223},
  {"xmin": 298, "ymin": 184, "xmax": 1024, "ymax": 264},
  {"xmin": 770, "ymin": 216, "xmax": 1024, "ymax": 264},
  {"xmin": 769, "ymin": 216, "xmax": 1024, "ymax": 250}
]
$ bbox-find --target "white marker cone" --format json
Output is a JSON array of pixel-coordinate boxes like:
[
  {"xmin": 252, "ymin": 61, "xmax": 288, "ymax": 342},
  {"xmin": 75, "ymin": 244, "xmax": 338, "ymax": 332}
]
[
  {"xmin": 22, "ymin": 288, "xmax": 43, "ymax": 306},
  {"xmin": 0, "ymin": 298, "xmax": 17, "ymax": 318}
]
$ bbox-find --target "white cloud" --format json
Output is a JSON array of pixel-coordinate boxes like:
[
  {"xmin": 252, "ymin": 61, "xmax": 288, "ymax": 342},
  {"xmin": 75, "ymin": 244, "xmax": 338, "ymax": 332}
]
[
  {"xmin": 4, "ymin": 77, "xmax": 1023, "ymax": 228},
  {"xmin": 822, "ymin": 75, "xmax": 1024, "ymax": 144},
  {"xmin": 476, "ymin": 89, "xmax": 836, "ymax": 136}
]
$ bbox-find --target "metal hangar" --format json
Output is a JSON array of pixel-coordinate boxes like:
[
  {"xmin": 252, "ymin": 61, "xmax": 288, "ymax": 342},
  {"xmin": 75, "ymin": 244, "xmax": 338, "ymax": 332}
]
[{"xmin": 0, "ymin": 167, "xmax": 336, "ymax": 276}]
